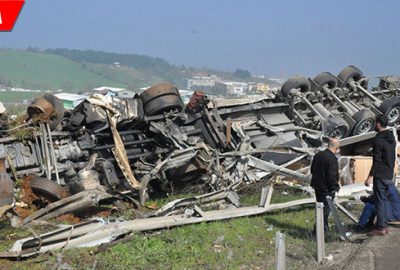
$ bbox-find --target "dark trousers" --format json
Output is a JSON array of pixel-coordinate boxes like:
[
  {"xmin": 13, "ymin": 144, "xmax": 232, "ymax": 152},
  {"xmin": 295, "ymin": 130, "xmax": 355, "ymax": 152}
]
[
  {"xmin": 374, "ymin": 178, "xmax": 394, "ymax": 229},
  {"xmin": 315, "ymin": 191, "xmax": 335, "ymax": 231},
  {"xmin": 358, "ymin": 202, "xmax": 376, "ymax": 228}
]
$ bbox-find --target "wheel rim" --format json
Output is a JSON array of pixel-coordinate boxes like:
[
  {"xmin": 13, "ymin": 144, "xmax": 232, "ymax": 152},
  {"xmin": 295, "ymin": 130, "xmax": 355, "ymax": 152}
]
[
  {"xmin": 328, "ymin": 126, "xmax": 347, "ymax": 139},
  {"xmin": 355, "ymin": 119, "xmax": 374, "ymax": 135},
  {"xmin": 386, "ymin": 107, "xmax": 400, "ymax": 124}
]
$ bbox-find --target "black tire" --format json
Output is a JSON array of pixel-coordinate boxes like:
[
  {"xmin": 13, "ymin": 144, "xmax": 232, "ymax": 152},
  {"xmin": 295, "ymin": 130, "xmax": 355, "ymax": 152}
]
[
  {"xmin": 280, "ymin": 76, "xmax": 311, "ymax": 98},
  {"xmin": 322, "ymin": 116, "xmax": 349, "ymax": 139},
  {"xmin": 337, "ymin": 66, "xmax": 368, "ymax": 89},
  {"xmin": 140, "ymin": 83, "xmax": 184, "ymax": 115},
  {"xmin": 144, "ymin": 95, "xmax": 183, "ymax": 116},
  {"xmin": 29, "ymin": 177, "xmax": 68, "ymax": 202},
  {"xmin": 312, "ymin": 72, "xmax": 338, "ymax": 91},
  {"xmin": 378, "ymin": 97, "xmax": 400, "ymax": 125},
  {"xmin": 351, "ymin": 109, "xmax": 376, "ymax": 135},
  {"xmin": 140, "ymin": 83, "xmax": 180, "ymax": 104}
]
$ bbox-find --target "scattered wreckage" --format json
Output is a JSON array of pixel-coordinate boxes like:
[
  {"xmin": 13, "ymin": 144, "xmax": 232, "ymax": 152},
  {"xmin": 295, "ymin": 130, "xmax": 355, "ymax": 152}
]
[{"xmin": 0, "ymin": 66, "xmax": 399, "ymax": 258}]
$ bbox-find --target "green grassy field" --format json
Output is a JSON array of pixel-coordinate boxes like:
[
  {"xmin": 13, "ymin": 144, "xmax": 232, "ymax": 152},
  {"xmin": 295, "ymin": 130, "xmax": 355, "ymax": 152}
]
[
  {"xmin": 0, "ymin": 50, "xmax": 125, "ymax": 92},
  {"xmin": 85, "ymin": 63, "xmax": 161, "ymax": 89},
  {"xmin": 0, "ymin": 190, "xmax": 357, "ymax": 270},
  {"xmin": 0, "ymin": 91, "xmax": 42, "ymax": 103}
]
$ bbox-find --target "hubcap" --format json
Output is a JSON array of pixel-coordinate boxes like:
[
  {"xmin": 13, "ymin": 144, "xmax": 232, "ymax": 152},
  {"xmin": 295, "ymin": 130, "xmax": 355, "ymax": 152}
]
[
  {"xmin": 329, "ymin": 126, "xmax": 346, "ymax": 139},
  {"xmin": 355, "ymin": 119, "xmax": 374, "ymax": 134},
  {"xmin": 386, "ymin": 107, "xmax": 400, "ymax": 124}
]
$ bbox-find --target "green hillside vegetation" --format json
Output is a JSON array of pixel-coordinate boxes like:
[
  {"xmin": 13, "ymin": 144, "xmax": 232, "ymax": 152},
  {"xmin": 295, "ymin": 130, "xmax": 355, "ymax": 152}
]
[
  {"xmin": 45, "ymin": 48, "xmax": 271, "ymax": 87},
  {"xmin": 0, "ymin": 50, "xmax": 125, "ymax": 92},
  {"xmin": 84, "ymin": 63, "xmax": 162, "ymax": 89},
  {"xmin": 45, "ymin": 48, "xmax": 192, "ymax": 88},
  {"xmin": 0, "ymin": 91, "xmax": 42, "ymax": 103},
  {"xmin": 0, "ymin": 48, "xmax": 275, "ymax": 103}
]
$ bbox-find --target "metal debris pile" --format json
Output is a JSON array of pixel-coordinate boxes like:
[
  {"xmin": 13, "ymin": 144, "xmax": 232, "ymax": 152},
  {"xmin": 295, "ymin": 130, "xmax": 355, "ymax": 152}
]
[{"xmin": 0, "ymin": 66, "xmax": 399, "ymax": 258}]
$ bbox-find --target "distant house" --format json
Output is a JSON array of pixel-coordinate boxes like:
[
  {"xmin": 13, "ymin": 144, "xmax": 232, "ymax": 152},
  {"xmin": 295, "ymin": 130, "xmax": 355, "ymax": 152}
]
[
  {"xmin": 54, "ymin": 93, "xmax": 87, "ymax": 110},
  {"xmin": 256, "ymin": 83, "xmax": 270, "ymax": 93},
  {"xmin": 216, "ymin": 81, "xmax": 249, "ymax": 96},
  {"xmin": 187, "ymin": 75, "xmax": 221, "ymax": 91}
]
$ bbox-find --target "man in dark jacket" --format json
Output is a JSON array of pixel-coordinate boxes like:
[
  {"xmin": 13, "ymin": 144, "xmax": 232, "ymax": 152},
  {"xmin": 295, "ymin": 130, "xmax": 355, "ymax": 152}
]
[
  {"xmin": 311, "ymin": 138, "xmax": 340, "ymax": 231},
  {"xmin": 365, "ymin": 115, "xmax": 397, "ymax": 236}
]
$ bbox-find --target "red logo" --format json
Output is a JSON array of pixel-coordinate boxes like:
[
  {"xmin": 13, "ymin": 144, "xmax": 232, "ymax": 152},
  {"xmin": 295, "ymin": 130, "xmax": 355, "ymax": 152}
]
[{"xmin": 0, "ymin": 0, "xmax": 24, "ymax": 31}]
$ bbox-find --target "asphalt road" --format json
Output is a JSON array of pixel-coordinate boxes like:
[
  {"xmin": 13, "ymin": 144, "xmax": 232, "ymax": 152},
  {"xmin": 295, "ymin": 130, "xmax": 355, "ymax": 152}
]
[{"xmin": 322, "ymin": 226, "xmax": 400, "ymax": 270}]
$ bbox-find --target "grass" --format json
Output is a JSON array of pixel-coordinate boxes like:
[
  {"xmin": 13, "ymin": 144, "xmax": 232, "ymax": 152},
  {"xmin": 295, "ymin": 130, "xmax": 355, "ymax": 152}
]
[
  {"xmin": 0, "ymin": 190, "xmax": 358, "ymax": 270},
  {"xmin": 85, "ymin": 63, "xmax": 161, "ymax": 89},
  {"xmin": 0, "ymin": 91, "xmax": 42, "ymax": 103},
  {"xmin": 0, "ymin": 50, "xmax": 125, "ymax": 92}
]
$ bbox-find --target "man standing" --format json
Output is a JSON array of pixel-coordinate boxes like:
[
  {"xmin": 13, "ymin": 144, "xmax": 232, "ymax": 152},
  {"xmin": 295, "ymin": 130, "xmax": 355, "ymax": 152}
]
[
  {"xmin": 311, "ymin": 138, "xmax": 340, "ymax": 231},
  {"xmin": 365, "ymin": 115, "xmax": 396, "ymax": 236}
]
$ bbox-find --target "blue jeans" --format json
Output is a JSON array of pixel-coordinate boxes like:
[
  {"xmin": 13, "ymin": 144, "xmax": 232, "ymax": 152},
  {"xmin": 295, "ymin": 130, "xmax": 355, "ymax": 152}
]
[
  {"xmin": 374, "ymin": 178, "xmax": 395, "ymax": 229},
  {"xmin": 358, "ymin": 202, "xmax": 375, "ymax": 228}
]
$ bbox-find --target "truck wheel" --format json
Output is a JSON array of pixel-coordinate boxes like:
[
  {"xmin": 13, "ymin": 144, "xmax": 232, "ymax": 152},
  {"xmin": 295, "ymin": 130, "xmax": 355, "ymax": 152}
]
[
  {"xmin": 322, "ymin": 116, "xmax": 349, "ymax": 139},
  {"xmin": 140, "ymin": 83, "xmax": 184, "ymax": 116},
  {"xmin": 337, "ymin": 66, "xmax": 368, "ymax": 89},
  {"xmin": 378, "ymin": 97, "xmax": 400, "ymax": 125},
  {"xmin": 312, "ymin": 72, "xmax": 338, "ymax": 91},
  {"xmin": 29, "ymin": 177, "xmax": 68, "ymax": 202},
  {"xmin": 280, "ymin": 76, "xmax": 311, "ymax": 98},
  {"xmin": 351, "ymin": 109, "xmax": 376, "ymax": 135}
]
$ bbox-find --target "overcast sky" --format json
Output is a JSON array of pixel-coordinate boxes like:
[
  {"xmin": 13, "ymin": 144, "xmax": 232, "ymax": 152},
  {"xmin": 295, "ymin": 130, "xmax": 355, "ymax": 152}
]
[{"xmin": 0, "ymin": 0, "xmax": 399, "ymax": 78}]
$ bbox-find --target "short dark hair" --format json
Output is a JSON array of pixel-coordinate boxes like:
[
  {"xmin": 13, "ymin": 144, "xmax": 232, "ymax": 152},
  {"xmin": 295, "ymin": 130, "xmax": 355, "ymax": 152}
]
[{"xmin": 377, "ymin": 115, "xmax": 388, "ymax": 128}]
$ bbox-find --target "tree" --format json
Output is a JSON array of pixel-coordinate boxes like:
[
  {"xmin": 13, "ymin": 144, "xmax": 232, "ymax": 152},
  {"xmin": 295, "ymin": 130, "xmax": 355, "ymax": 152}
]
[{"xmin": 233, "ymin": 68, "xmax": 251, "ymax": 79}]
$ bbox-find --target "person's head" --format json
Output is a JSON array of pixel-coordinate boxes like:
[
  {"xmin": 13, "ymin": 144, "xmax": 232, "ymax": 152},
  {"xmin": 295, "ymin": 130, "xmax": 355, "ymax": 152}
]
[
  {"xmin": 328, "ymin": 137, "xmax": 340, "ymax": 154},
  {"xmin": 375, "ymin": 115, "xmax": 388, "ymax": 131}
]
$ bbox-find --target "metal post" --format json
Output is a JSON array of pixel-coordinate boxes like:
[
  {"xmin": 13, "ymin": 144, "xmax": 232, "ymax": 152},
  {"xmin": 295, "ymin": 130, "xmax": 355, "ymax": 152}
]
[
  {"xmin": 40, "ymin": 123, "xmax": 52, "ymax": 180},
  {"xmin": 260, "ymin": 185, "xmax": 273, "ymax": 208},
  {"xmin": 326, "ymin": 196, "xmax": 350, "ymax": 241},
  {"xmin": 260, "ymin": 187, "xmax": 268, "ymax": 207},
  {"xmin": 315, "ymin": 202, "xmax": 325, "ymax": 263},
  {"xmin": 46, "ymin": 123, "xmax": 60, "ymax": 185},
  {"xmin": 275, "ymin": 232, "xmax": 285, "ymax": 270}
]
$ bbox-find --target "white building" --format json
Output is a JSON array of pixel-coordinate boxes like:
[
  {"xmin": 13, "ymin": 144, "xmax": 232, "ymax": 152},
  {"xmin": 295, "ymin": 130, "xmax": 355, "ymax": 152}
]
[
  {"xmin": 55, "ymin": 93, "xmax": 87, "ymax": 110},
  {"xmin": 221, "ymin": 82, "xmax": 249, "ymax": 96},
  {"xmin": 187, "ymin": 75, "xmax": 221, "ymax": 90}
]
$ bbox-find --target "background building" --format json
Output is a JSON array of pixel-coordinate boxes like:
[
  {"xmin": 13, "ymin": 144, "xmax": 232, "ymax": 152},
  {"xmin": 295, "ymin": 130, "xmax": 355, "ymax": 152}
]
[
  {"xmin": 187, "ymin": 75, "xmax": 221, "ymax": 91},
  {"xmin": 54, "ymin": 93, "xmax": 87, "ymax": 109}
]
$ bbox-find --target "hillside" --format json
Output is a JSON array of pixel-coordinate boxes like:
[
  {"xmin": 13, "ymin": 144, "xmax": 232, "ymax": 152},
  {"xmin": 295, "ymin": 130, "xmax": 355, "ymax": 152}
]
[
  {"xmin": 0, "ymin": 50, "xmax": 126, "ymax": 92},
  {"xmin": 0, "ymin": 49, "xmax": 275, "ymax": 103}
]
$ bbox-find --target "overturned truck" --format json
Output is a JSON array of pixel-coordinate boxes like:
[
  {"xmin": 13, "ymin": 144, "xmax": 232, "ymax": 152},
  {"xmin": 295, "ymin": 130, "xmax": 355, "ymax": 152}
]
[
  {"xmin": 0, "ymin": 84, "xmax": 321, "ymax": 205},
  {"xmin": 0, "ymin": 66, "xmax": 399, "ymax": 257},
  {"xmin": 0, "ymin": 66, "xmax": 399, "ymax": 206}
]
